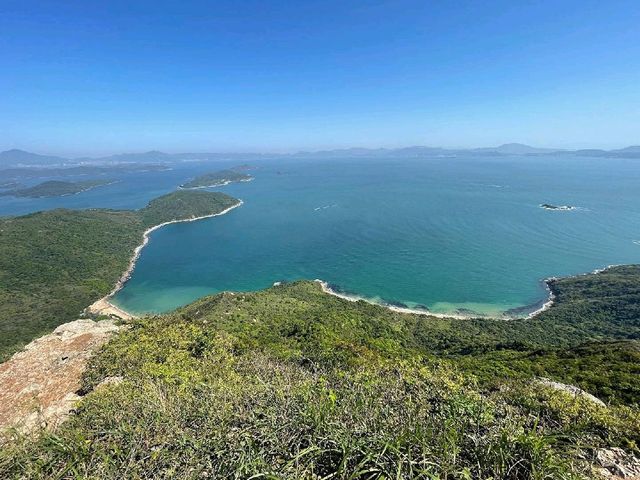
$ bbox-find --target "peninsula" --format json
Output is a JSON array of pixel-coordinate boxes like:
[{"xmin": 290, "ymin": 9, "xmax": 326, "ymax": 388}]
[
  {"xmin": 180, "ymin": 168, "xmax": 253, "ymax": 189},
  {"xmin": 0, "ymin": 179, "xmax": 115, "ymax": 198}
]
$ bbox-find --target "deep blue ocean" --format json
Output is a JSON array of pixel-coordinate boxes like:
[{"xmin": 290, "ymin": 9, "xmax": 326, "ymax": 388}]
[{"xmin": 2, "ymin": 155, "xmax": 640, "ymax": 317}]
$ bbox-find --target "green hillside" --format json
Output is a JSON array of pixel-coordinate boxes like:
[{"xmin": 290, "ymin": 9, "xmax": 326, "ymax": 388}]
[
  {"xmin": 139, "ymin": 190, "xmax": 240, "ymax": 228},
  {"xmin": 2, "ymin": 273, "xmax": 639, "ymax": 478}
]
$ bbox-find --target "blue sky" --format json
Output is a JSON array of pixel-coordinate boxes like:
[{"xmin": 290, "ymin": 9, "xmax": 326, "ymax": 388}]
[{"xmin": 1, "ymin": 0, "xmax": 639, "ymax": 155}]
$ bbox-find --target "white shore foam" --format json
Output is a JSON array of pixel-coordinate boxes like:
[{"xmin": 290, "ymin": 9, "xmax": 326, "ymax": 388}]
[
  {"xmin": 319, "ymin": 264, "xmax": 623, "ymax": 321},
  {"xmin": 526, "ymin": 264, "xmax": 621, "ymax": 319},
  {"xmin": 314, "ymin": 280, "xmax": 475, "ymax": 320},
  {"xmin": 86, "ymin": 200, "xmax": 243, "ymax": 318}
]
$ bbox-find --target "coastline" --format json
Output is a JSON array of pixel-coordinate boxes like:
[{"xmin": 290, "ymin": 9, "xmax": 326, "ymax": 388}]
[
  {"xmin": 318, "ymin": 264, "xmax": 622, "ymax": 321},
  {"xmin": 88, "ymin": 212, "xmax": 620, "ymax": 323},
  {"xmin": 86, "ymin": 200, "xmax": 243, "ymax": 319},
  {"xmin": 525, "ymin": 264, "xmax": 621, "ymax": 319},
  {"xmin": 315, "ymin": 280, "xmax": 475, "ymax": 320},
  {"xmin": 524, "ymin": 279, "xmax": 556, "ymax": 319}
]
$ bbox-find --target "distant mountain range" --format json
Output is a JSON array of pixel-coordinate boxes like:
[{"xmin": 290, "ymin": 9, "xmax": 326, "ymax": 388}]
[
  {"xmin": 295, "ymin": 143, "xmax": 640, "ymax": 158},
  {"xmin": 1, "ymin": 143, "xmax": 639, "ymax": 167}
]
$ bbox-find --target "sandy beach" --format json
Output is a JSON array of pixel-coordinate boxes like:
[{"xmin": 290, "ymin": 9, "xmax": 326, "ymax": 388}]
[
  {"xmin": 315, "ymin": 279, "xmax": 475, "ymax": 320},
  {"xmin": 86, "ymin": 200, "xmax": 243, "ymax": 319}
]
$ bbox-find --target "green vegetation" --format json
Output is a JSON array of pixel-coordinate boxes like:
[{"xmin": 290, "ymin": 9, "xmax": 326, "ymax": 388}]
[
  {"xmin": 0, "ymin": 190, "xmax": 240, "ymax": 361},
  {"xmin": 139, "ymin": 190, "xmax": 239, "ymax": 228},
  {"xmin": 180, "ymin": 168, "xmax": 253, "ymax": 188},
  {"xmin": 2, "ymin": 278, "xmax": 640, "ymax": 478},
  {"xmin": 0, "ymin": 179, "xmax": 114, "ymax": 198},
  {"xmin": 458, "ymin": 341, "xmax": 640, "ymax": 405}
]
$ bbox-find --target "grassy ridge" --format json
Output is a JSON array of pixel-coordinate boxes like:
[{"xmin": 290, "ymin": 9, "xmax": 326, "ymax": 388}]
[
  {"xmin": 1, "ymin": 279, "xmax": 639, "ymax": 478},
  {"xmin": 0, "ymin": 190, "xmax": 240, "ymax": 361}
]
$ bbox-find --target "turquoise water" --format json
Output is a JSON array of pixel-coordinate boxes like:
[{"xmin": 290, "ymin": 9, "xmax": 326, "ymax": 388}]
[
  {"xmin": 2, "ymin": 155, "xmax": 639, "ymax": 317},
  {"xmin": 107, "ymin": 155, "xmax": 640, "ymax": 316}
]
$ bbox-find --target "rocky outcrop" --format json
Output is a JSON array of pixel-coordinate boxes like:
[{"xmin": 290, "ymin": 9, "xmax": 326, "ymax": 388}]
[
  {"xmin": 0, "ymin": 319, "xmax": 120, "ymax": 433},
  {"xmin": 596, "ymin": 447, "xmax": 640, "ymax": 479},
  {"xmin": 538, "ymin": 378, "xmax": 607, "ymax": 407}
]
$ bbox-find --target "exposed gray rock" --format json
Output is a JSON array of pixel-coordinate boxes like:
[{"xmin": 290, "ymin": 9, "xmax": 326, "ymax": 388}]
[
  {"xmin": 538, "ymin": 378, "xmax": 606, "ymax": 407},
  {"xmin": 596, "ymin": 447, "xmax": 640, "ymax": 479},
  {"xmin": 0, "ymin": 319, "xmax": 120, "ymax": 433}
]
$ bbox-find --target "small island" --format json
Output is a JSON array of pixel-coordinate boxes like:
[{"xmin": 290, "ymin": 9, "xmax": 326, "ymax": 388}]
[
  {"xmin": 1, "ymin": 179, "xmax": 115, "ymax": 198},
  {"xmin": 180, "ymin": 168, "xmax": 253, "ymax": 189},
  {"xmin": 540, "ymin": 203, "xmax": 576, "ymax": 211}
]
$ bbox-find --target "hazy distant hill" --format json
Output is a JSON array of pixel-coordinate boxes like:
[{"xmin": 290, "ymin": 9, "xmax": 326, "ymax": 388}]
[
  {"xmin": 472, "ymin": 143, "xmax": 560, "ymax": 155},
  {"xmin": 97, "ymin": 150, "xmax": 174, "ymax": 164},
  {"xmin": 0, "ymin": 149, "xmax": 68, "ymax": 167},
  {"xmin": 571, "ymin": 147, "xmax": 640, "ymax": 159}
]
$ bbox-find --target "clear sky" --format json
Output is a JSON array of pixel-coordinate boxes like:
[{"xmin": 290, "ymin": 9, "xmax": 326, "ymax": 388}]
[{"xmin": 1, "ymin": 0, "xmax": 639, "ymax": 156}]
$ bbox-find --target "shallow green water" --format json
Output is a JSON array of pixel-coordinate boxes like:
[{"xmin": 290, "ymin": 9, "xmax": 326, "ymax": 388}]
[{"xmin": 108, "ymin": 155, "xmax": 640, "ymax": 317}]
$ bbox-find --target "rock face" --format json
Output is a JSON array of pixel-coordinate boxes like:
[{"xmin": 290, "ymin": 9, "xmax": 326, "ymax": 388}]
[
  {"xmin": 538, "ymin": 378, "xmax": 607, "ymax": 407},
  {"xmin": 596, "ymin": 447, "xmax": 640, "ymax": 479},
  {"xmin": 0, "ymin": 319, "xmax": 120, "ymax": 432}
]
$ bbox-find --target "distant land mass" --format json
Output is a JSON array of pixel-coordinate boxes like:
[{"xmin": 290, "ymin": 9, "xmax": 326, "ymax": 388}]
[
  {"xmin": 0, "ymin": 149, "xmax": 69, "ymax": 167},
  {"xmin": 2, "ymin": 144, "xmax": 640, "ymax": 168},
  {"xmin": 472, "ymin": 143, "xmax": 559, "ymax": 155},
  {"xmin": 0, "ymin": 179, "xmax": 115, "ymax": 198},
  {"xmin": 180, "ymin": 168, "xmax": 254, "ymax": 189},
  {"xmin": 0, "ymin": 163, "xmax": 170, "ymax": 180}
]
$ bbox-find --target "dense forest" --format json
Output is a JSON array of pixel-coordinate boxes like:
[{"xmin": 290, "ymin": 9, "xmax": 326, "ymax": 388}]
[{"xmin": 0, "ymin": 190, "xmax": 240, "ymax": 361}]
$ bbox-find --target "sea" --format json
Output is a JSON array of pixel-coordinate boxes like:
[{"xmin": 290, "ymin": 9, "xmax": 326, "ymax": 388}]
[{"xmin": 2, "ymin": 154, "xmax": 640, "ymax": 317}]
